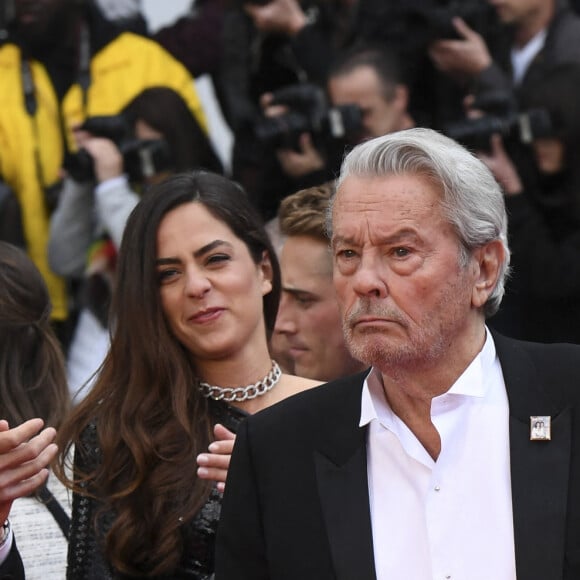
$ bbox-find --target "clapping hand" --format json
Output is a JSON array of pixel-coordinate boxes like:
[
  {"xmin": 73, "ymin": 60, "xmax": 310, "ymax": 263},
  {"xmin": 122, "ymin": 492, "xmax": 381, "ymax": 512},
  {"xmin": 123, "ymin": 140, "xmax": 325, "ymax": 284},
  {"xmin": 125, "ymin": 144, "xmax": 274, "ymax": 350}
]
[{"xmin": 0, "ymin": 418, "xmax": 58, "ymax": 522}]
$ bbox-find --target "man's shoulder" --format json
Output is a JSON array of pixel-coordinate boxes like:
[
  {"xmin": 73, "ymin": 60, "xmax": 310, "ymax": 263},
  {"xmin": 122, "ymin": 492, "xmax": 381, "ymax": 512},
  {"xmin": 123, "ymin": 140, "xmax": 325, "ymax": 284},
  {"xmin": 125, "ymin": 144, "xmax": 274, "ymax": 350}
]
[
  {"xmin": 96, "ymin": 31, "xmax": 185, "ymax": 63},
  {"xmin": 494, "ymin": 333, "xmax": 580, "ymax": 403},
  {"xmin": 496, "ymin": 333, "xmax": 580, "ymax": 362},
  {"xmin": 550, "ymin": 5, "xmax": 580, "ymax": 56},
  {"xmin": 0, "ymin": 43, "xmax": 21, "ymax": 89}
]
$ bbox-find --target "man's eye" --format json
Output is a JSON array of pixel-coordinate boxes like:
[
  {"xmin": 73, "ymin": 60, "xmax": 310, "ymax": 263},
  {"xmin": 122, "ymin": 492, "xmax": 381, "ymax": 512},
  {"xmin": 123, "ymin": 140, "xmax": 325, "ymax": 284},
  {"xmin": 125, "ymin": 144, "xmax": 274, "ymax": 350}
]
[
  {"xmin": 336, "ymin": 249, "xmax": 357, "ymax": 259},
  {"xmin": 393, "ymin": 247, "xmax": 410, "ymax": 257},
  {"xmin": 295, "ymin": 296, "xmax": 314, "ymax": 307}
]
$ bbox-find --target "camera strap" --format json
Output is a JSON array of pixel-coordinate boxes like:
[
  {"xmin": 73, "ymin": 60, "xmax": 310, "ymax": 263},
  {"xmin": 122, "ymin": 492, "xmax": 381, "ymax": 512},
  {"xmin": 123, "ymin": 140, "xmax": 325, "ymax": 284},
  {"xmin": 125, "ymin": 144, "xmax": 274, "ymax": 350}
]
[
  {"xmin": 77, "ymin": 20, "xmax": 91, "ymax": 110},
  {"xmin": 19, "ymin": 18, "xmax": 92, "ymax": 196}
]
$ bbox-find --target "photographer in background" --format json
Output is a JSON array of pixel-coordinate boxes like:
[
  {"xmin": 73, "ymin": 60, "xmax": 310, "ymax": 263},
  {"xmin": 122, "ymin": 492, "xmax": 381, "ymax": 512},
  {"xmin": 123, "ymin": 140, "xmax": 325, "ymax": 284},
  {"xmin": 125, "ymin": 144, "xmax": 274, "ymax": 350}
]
[
  {"xmin": 428, "ymin": 0, "xmax": 580, "ymax": 113},
  {"xmin": 255, "ymin": 43, "xmax": 415, "ymax": 219},
  {"xmin": 472, "ymin": 64, "xmax": 580, "ymax": 344},
  {"xmin": 217, "ymin": 0, "xmax": 356, "ymax": 219},
  {"xmin": 0, "ymin": 0, "xmax": 207, "ymax": 350},
  {"xmin": 48, "ymin": 87, "xmax": 222, "ymax": 401}
]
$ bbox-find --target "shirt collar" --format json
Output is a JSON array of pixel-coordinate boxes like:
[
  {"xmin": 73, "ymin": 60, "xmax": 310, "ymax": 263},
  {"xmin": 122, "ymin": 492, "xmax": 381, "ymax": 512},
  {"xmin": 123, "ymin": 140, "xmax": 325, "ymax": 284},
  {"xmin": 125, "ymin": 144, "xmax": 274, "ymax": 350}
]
[{"xmin": 359, "ymin": 327, "xmax": 497, "ymax": 428}]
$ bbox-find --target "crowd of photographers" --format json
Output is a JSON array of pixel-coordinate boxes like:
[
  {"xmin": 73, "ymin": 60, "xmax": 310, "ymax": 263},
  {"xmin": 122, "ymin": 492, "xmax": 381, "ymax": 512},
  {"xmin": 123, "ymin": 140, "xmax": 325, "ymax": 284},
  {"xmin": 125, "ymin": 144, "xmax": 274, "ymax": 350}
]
[
  {"xmin": 0, "ymin": 0, "xmax": 580, "ymax": 374},
  {"xmin": 224, "ymin": 0, "xmax": 580, "ymax": 347},
  {"xmin": 1, "ymin": 0, "xmax": 580, "ymax": 576},
  {"xmin": 2, "ymin": 0, "xmax": 580, "ymax": 376}
]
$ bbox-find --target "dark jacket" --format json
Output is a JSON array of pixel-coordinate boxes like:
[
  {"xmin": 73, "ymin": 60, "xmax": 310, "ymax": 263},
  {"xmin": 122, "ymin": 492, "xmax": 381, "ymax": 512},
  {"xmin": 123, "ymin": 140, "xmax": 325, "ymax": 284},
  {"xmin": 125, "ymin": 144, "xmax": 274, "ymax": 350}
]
[
  {"xmin": 476, "ymin": 0, "xmax": 580, "ymax": 98},
  {"xmin": 216, "ymin": 333, "xmax": 580, "ymax": 579}
]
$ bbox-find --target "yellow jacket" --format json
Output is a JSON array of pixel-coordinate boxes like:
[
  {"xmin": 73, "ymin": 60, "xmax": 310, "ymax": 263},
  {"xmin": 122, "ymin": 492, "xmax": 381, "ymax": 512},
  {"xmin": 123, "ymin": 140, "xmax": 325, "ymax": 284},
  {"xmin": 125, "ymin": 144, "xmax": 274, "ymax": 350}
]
[{"xmin": 0, "ymin": 33, "xmax": 207, "ymax": 320}]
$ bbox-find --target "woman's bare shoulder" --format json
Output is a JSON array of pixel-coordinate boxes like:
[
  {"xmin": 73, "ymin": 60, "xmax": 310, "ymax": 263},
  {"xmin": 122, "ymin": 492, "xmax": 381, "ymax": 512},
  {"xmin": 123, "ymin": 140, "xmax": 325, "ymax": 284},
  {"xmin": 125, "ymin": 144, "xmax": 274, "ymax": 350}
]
[{"xmin": 276, "ymin": 374, "xmax": 323, "ymax": 400}]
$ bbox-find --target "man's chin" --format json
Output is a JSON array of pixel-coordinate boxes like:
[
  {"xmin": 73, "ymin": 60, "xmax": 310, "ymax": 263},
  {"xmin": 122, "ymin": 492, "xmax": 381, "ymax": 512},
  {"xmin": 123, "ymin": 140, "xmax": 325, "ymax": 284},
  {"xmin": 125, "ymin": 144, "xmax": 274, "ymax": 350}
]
[{"xmin": 347, "ymin": 334, "xmax": 408, "ymax": 365}]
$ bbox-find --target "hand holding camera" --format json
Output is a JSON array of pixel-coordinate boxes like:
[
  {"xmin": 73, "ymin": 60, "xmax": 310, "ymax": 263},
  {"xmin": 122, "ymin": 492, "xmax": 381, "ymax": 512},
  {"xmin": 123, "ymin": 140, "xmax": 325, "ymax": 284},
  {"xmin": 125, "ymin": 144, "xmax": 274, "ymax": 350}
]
[
  {"xmin": 243, "ymin": 0, "xmax": 307, "ymax": 37},
  {"xmin": 64, "ymin": 115, "xmax": 172, "ymax": 184},
  {"xmin": 255, "ymin": 83, "xmax": 362, "ymax": 150},
  {"xmin": 73, "ymin": 130, "xmax": 124, "ymax": 184},
  {"xmin": 275, "ymin": 132, "xmax": 325, "ymax": 178},
  {"xmin": 476, "ymin": 134, "xmax": 524, "ymax": 196},
  {"xmin": 428, "ymin": 17, "xmax": 492, "ymax": 78}
]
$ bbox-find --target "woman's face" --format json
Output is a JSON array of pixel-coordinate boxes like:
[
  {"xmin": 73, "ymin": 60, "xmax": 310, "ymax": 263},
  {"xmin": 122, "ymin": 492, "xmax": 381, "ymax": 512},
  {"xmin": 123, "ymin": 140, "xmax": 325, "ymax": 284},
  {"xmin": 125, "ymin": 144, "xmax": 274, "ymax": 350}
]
[
  {"xmin": 135, "ymin": 119, "xmax": 163, "ymax": 141},
  {"xmin": 156, "ymin": 202, "xmax": 273, "ymax": 362},
  {"xmin": 533, "ymin": 138, "xmax": 566, "ymax": 175}
]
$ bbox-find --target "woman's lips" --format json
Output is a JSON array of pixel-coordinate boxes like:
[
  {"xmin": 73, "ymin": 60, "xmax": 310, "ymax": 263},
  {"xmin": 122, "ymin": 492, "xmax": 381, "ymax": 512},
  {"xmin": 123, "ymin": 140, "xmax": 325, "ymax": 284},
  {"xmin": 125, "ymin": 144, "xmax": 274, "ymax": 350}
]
[{"xmin": 189, "ymin": 307, "xmax": 224, "ymax": 324}]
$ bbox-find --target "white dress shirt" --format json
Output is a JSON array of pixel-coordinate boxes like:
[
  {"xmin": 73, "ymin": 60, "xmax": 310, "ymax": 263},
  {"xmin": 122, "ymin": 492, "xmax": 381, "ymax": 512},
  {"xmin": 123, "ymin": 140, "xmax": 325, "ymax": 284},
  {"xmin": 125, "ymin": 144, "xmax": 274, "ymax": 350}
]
[
  {"xmin": 360, "ymin": 331, "xmax": 517, "ymax": 580},
  {"xmin": 511, "ymin": 28, "xmax": 547, "ymax": 85}
]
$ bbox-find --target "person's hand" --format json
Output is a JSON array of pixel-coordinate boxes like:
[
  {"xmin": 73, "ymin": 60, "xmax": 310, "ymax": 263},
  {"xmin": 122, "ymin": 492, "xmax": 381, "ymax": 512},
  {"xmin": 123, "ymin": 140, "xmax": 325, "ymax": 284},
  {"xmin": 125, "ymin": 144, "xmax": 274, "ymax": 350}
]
[
  {"xmin": 196, "ymin": 424, "xmax": 236, "ymax": 493},
  {"xmin": 428, "ymin": 17, "xmax": 492, "ymax": 79},
  {"xmin": 244, "ymin": 0, "xmax": 307, "ymax": 36},
  {"xmin": 260, "ymin": 92, "xmax": 288, "ymax": 118},
  {"xmin": 0, "ymin": 418, "xmax": 58, "ymax": 523},
  {"xmin": 81, "ymin": 137, "xmax": 124, "ymax": 183},
  {"xmin": 477, "ymin": 134, "xmax": 523, "ymax": 196},
  {"xmin": 276, "ymin": 133, "xmax": 325, "ymax": 178}
]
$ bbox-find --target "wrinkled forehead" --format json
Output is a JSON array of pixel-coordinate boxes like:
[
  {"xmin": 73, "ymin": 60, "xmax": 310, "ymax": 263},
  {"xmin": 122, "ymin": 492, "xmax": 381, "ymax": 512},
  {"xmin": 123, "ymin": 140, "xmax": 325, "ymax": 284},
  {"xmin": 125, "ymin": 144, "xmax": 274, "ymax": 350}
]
[{"xmin": 333, "ymin": 172, "xmax": 442, "ymax": 212}]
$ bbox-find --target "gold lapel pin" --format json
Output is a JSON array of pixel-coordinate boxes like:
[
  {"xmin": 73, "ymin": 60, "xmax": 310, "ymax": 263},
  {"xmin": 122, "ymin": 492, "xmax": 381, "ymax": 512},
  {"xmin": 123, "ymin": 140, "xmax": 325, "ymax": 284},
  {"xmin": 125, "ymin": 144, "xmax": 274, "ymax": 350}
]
[{"xmin": 530, "ymin": 416, "xmax": 551, "ymax": 441}]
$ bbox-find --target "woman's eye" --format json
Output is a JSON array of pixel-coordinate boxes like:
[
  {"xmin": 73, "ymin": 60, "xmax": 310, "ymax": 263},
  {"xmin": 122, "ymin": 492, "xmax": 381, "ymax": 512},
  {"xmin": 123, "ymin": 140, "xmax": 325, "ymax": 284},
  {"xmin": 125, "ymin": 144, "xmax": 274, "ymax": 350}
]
[
  {"xmin": 158, "ymin": 269, "xmax": 179, "ymax": 283},
  {"xmin": 207, "ymin": 254, "xmax": 231, "ymax": 265}
]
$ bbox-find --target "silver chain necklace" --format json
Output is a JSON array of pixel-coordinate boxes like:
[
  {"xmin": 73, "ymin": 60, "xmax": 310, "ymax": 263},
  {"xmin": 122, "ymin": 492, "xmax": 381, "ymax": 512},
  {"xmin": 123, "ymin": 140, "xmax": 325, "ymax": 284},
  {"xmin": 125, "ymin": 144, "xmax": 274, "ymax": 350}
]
[{"xmin": 199, "ymin": 360, "xmax": 282, "ymax": 403}]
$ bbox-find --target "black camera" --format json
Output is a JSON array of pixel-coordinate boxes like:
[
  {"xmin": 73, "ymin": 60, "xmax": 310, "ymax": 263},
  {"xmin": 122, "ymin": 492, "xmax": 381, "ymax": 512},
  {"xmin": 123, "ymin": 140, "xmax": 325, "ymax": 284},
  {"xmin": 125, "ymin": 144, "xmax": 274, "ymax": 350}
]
[
  {"xmin": 254, "ymin": 83, "xmax": 363, "ymax": 150},
  {"xmin": 64, "ymin": 115, "xmax": 173, "ymax": 183},
  {"xmin": 410, "ymin": 0, "xmax": 493, "ymax": 42},
  {"xmin": 443, "ymin": 91, "xmax": 554, "ymax": 151}
]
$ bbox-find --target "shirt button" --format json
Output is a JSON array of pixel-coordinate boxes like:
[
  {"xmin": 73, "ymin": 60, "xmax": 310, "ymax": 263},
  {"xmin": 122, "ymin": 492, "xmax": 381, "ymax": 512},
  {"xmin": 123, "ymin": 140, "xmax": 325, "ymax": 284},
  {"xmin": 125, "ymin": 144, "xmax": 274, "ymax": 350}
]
[{"xmin": 434, "ymin": 485, "xmax": 441, "ymax": 492}]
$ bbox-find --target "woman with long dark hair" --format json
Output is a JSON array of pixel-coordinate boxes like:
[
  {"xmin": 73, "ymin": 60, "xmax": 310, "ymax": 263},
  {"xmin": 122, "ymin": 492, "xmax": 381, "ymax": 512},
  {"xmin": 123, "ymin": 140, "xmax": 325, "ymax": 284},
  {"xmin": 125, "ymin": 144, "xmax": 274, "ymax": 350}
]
[
  {"xmin": 55, "ymin": 171, "xmax": 320, "ymax": 578},
  {"xmin": 48, "ymin": 87, "xmax": 223, "ymax": 400}
]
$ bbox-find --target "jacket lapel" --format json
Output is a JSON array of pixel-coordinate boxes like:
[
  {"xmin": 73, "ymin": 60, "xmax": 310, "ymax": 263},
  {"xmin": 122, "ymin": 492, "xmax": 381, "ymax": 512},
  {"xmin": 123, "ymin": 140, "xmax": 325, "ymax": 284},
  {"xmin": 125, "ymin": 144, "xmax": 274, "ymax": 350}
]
[
  {"xmin": 313, "ymin": 373, "xmax": 377, "ymax": 580},
  {"xmin": 494, "ymin": 333, "xmax": 571, "ymax": 580}
]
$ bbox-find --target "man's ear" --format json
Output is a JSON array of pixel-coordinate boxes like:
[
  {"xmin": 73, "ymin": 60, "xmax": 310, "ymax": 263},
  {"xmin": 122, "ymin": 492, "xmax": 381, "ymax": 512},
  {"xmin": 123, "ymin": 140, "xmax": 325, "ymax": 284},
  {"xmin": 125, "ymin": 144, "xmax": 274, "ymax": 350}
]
[
  {"xmin": 260, "ymin": 250, "xmax": 274, "ymax": 296},
  {"xmin": 471, "ymin": 240, "xmax": 505, "ymax": 309},
  {"xmin": 393, "ymin": 84, "xmax": 409, "ymax": 113}
]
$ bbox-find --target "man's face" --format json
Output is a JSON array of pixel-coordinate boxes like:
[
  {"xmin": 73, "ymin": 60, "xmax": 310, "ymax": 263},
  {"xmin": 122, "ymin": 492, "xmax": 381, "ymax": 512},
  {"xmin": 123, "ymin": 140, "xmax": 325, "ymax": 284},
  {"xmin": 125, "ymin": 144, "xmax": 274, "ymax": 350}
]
[
  {"xmin": 487, "ymin": 0, "xmax": 549, "ymax": 25},
  {"xmin": 532, "ymin": 137, "xmax": 565, "ymax": 175},
  {"xmin": 328, "ymin": 65, "xmax": 404, "ymax": 142},
  {"xmin": 332, "ymin": 174, "xmax": 484, "ymax": 374},
  {"xmin": 274, "ymin": 235, "xmax": 364, "ymax": 381}
]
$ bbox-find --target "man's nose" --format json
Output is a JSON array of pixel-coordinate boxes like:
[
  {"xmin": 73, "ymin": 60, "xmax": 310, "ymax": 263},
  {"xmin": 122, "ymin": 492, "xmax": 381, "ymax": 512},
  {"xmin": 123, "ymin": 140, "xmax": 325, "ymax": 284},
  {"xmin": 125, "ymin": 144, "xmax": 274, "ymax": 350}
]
[
  {"xmin": 351, "ymin": 256, "xmax": 388, "ymax": 299},
  {"xmin": 274, "ymin": 294, "xmax": 297, "ymax": 334}
]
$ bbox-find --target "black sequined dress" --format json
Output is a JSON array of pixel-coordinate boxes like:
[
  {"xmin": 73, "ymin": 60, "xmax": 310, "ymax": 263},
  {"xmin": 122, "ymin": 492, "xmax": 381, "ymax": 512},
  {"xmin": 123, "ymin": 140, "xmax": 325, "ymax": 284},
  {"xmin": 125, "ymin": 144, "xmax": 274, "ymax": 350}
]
[{"xmin": 66, "ymin": 401, "xmax": 247, "ymax": 579}]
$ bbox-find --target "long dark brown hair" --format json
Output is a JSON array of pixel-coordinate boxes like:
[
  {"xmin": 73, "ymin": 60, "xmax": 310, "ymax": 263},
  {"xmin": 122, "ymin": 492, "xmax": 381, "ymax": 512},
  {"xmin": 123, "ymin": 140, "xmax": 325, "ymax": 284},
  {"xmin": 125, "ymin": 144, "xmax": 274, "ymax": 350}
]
[
  {"xmin": 123, "ymin": 86, "xmax": 224, "ymax": 175},
  {"xmin": 55, "ymin": 171, "xmax": 281, "ymax": 576},
  {"xmin": 0, "ymin": 242, "xmax": 70, "ymax": 429}
]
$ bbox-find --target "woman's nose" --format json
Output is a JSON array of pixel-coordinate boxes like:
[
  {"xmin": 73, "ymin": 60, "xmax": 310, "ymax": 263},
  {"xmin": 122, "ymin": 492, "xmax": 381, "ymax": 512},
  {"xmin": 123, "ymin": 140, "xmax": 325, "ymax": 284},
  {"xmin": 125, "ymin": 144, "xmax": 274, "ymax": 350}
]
[{"xmin": 184, "ymin": 268, "xmax": 212, "ymax": 298}]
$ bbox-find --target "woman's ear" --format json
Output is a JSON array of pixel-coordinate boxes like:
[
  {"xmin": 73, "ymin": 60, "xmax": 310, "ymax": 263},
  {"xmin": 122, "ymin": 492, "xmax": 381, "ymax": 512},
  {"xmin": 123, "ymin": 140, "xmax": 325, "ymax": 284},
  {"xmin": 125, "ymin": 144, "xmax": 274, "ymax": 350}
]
[{"xmin": 259, "ymin": 250, "xmax": 274, "ymax": 296}]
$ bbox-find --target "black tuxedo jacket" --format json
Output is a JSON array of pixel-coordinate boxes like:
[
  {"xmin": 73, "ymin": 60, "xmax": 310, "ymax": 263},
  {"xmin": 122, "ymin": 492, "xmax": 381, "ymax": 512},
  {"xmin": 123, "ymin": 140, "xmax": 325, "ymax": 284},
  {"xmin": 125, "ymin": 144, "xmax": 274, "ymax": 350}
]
[
  {"xmin": 0, "ymin": 541, "xmax": 24, "ymax": 580},
  {"xmin": 216, "ymin": 334, "xmax": 580, "ymax": 579}
]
